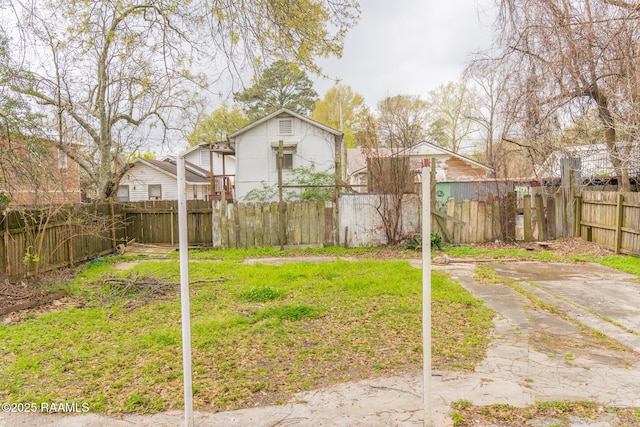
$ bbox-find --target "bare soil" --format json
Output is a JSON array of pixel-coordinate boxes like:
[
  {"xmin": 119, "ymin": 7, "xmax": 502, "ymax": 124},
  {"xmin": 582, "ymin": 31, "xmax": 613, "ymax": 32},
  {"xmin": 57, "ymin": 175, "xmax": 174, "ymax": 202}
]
[
  {"xmin": 0, "ymin": 270, "xmax": 76, "ymax": 324},
  {"xmin": 476, "ymin": 237, "xmax": 614, "ymax": 258}
]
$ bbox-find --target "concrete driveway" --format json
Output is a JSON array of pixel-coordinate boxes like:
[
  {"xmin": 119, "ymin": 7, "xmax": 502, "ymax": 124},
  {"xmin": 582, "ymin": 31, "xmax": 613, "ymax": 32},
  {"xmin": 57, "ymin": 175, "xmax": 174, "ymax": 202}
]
[{"xmin": 2, "ymin": 261, "xmax": 639, "ymax": 426}]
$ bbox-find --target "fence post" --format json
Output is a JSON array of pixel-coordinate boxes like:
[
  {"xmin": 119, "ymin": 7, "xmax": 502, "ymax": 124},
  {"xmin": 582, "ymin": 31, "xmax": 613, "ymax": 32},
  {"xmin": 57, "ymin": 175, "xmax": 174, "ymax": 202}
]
[
  {"xmin": 506, "ymin": 192, "xmax": 517, "ymax": 241},
  {"xmin": 614, "ymin": 193, "xmax": 624, "ymax": 254},
  {"xmin": 212, "ymin": 200, "xmax": 222, "ymax": 248},
  {"xmin": 523, "ymin": 195, "xmax": 533, "ymax": 242},
  {"xmin": 574, "ymin": 195, "xmax": 582, "ymax": 237},
  {"xmin": 535, "ymin": 194, "xmax": 547, "ymax": 241},
  {"xmin": 2, "ymin": 212, "xmax": 8, "ymax": 276},
  {"xmin": 546, "ymin": 196, "xmax": 556, "ymax": 240},
  {"xmin": 109, "ymin": 199, "xmax": 117, "ymax": 250},
  {"xmin": 561, "ymin": 157, "xmax": 581, "ymax": 237},
  {"xmin": 67, "ymin": 208, "xmax": 74, "ymax": 267}
]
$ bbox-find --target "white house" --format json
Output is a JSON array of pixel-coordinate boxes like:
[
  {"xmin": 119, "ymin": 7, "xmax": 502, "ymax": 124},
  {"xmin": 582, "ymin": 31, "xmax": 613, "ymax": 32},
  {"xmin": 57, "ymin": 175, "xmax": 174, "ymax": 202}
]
[
  {"xmin": 229, "ymin": 108, "xmax": 343, "ymax": 201},
  {"xmin": 182, "ymin": 142, "xmax": 236, "ymax": 179},
  {"xmin": 117, "ymin": 143, "xmax": 237, "ymax": 202},
  {"xmin": 117, "ymin": 158, "xmax": 211, "ymax": 202}
]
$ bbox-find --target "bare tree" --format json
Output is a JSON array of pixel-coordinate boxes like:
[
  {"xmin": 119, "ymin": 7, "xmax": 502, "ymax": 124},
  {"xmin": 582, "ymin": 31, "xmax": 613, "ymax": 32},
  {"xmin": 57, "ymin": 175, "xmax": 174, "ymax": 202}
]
[
  {"xmin": 425, "ymin": 80, "xmax": 480, "ymax": 153},
  {"xmin": 492, "ymin": 0, "xmax": 640, "ymax": 191},
  {"xmin": 357, "ymin": 106, "xmax": 417, "ymax": 245},
  {"xmin": 376, "ymin": 95, "xmax": 429, "ymax": 148},
  {"xmin": 0, "ymin": 0, "xmax": 359, "ymax": 200}
]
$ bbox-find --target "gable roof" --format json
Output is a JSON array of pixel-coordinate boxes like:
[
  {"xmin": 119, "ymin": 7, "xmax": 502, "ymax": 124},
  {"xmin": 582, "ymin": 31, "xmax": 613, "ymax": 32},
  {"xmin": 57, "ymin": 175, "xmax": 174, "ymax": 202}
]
[
  {"xmin": 130, "ymin": 158, "xmax": 210, "ymax": 184},
  {"xmin": 537, "ymin": 142, "xmax": 640, "ymax": 179},
  {"xmin": 228, "ymin": 108, "xmax": 342, "ymax": 139},
  {"xmin": 395, "ymin": 141, "xmax": 493, "ymax": 172},
  {"xmin": 349, "ymin": 141, "xmax": 493, "ymax": 176}
]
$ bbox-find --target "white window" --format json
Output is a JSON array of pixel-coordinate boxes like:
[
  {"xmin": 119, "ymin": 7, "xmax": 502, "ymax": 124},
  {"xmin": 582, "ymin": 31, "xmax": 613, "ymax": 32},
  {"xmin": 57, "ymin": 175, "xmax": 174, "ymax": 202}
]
[
  {"xmin": 193, "ymin": 184, "xmax": 198, "ymax": 199},
  {"xmin": 282, "ymin": 152, "xmax": 293, "ymax": 170},
  {"xmin": 148, "ymin": 184, "xmax": 162, "ymax": 200},
  {"xmin": 278, "ymin": 119, "xmax": 293, "ymax": 135},
  {"xmin": 271, "ymin": 142, "xmax": 296, "ymax": 171},
  {"xmin": 116, "ymin": 185, "xmax": 130, "ymax": 202},
  {"xmin": 200, "ymin": 151, "xmax": 210, "ymax": 168}
]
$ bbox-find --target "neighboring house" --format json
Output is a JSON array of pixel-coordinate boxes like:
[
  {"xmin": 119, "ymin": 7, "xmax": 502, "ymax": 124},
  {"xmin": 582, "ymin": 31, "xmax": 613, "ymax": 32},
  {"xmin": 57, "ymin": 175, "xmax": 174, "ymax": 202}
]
[
  {"xmin": 182, "ymin": 142, "xmax": 236, "ymax": 200},
  {"xmin": 117, "ymin": 143, "xmax": 237, "ymax": 202},
  {"xmin": 347, "ymin": 141, "xmax": 494, "ymax": 193},
  {"xmin": 0, "ymin": 138, "xmax": 81, "ymax": 206},
  {"xmin": 536, "ymin": 142, "xmax": 640, "ymax": 187},
  {"xmin": 117, "ymin": 158, "xmax": 211, "ymax": 202},
  {"xmin": 229, "ymin": 108, "xmax": 343, "ymax": 201}
]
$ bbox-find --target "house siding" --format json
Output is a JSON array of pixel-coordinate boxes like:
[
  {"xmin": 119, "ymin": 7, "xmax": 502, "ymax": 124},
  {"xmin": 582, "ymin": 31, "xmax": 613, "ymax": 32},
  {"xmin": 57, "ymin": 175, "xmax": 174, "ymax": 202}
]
[
  {"xmin": 442, "ymin": 157, "xmax": 493, "ymax": 180},
  {"xmin": 235, "ymin": 115, "xmax": 336, "ymax": 201},
  {"xmin": 184, "ymin": 149, "xmax": 236, "ymax": 176},
  {"xmin": 120, "ymin": 163, "xmax": 208, "ymax": 202}
]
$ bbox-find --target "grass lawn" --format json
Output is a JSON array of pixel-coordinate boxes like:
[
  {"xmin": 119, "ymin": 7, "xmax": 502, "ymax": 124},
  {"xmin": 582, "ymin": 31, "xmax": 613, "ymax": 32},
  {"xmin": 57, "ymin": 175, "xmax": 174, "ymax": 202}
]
[{"xmin": 0, "ymin": 254, "xmax": 494, "ymax": 414}]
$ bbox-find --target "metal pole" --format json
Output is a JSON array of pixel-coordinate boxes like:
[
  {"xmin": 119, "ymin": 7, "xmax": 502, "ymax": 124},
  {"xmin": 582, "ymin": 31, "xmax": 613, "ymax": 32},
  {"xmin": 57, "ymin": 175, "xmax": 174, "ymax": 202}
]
[
  {"xmin": 421, "ymin": 165, "xmax": 432, "ymax": 427},
  {"xmin": 177, "ymin": 155, "xmax": 194, "ymax": 427}
]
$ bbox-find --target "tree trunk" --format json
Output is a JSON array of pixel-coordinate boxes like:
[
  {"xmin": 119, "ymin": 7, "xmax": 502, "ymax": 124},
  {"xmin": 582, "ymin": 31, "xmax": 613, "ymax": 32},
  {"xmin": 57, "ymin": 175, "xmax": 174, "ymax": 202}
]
[{"xmin": 593, "ymin": 87, "xmax": 631, "ymax": 192}]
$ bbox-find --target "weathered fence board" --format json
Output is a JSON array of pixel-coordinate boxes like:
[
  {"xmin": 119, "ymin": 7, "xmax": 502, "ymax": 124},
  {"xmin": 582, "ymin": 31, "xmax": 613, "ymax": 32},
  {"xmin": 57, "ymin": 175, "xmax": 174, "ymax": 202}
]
[
  {"xmin": 1, "ymin": 203, "xmax": 124, "ymax": 278},
  {"xmin": 578, "ymin": 191, "xmax": 640, "ymax": 255},
  {"xmin": 122, "ymin": 200, "xmax": 212, "ymax": 245},
  {"xmin": 211, "ymin": 200, "xmax": 331, "ymax": 249},
  {"xmin": 4, "ymin": 190, "xmax": 639, "ymax": 280}
]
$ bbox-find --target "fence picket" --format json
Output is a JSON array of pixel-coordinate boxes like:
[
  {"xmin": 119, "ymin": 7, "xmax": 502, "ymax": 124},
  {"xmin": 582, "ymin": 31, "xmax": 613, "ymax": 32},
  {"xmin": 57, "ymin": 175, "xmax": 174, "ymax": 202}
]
[{"xmin": 3, "ymin": 191, "xmax": 640, "ymax": 279}]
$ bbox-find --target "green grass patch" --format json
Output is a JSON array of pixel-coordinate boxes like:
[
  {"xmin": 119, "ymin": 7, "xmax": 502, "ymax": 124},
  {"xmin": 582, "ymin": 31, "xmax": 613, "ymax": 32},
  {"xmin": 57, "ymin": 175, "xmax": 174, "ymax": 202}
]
[
  {"xmin": 238, "ymin": 287, "xmax": 286, "ymax": 302},
  {"xmin": 441, "ymin": 246, "xmax": 563, "ymax": 262},
  {"xmin": 597, "ymin": 255, "xmax": 640, "ymax": 276},
  {"xmin": 0, "ymin": 257, "xmax": 493, "ymax": 415}
]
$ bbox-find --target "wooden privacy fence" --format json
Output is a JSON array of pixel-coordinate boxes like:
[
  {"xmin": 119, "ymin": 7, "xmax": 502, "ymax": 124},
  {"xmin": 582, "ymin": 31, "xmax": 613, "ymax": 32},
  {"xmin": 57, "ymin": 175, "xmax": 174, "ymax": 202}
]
[
  {"xmin": 1, "ymin": 203, "xmax": 124, "ymax": 278},
  {"xmin": 576, "ymin": 191, "xmax": 640, "ymax": 256},
  {"xmin": 436, "ymin": 193, "xmax": 515, "ymax": 244},
  {"xmin": 519, "ymin": 193, "xmax": 575, "ymax": 242},
  {"xmin": 4, "ymin": 190, "xmax": 638, "ymax": 279},
  {"xmin": 122, "ymin": 200, "xmax": 212, "ymax": 246},
  {"xmin": 211, "ymin": 199, "xmax": 335, "ymax": 249}
]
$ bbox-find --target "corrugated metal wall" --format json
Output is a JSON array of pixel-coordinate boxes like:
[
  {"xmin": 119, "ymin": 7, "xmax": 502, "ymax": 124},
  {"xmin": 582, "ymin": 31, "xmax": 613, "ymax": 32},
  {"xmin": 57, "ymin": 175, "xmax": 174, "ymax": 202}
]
[
  {"xmin": 445, "ymin": 181, "xmax": 516, "ymax": 202},
  {"xmin": 338, "ymin": 193, "xmax": 421, "ymax": 247}
]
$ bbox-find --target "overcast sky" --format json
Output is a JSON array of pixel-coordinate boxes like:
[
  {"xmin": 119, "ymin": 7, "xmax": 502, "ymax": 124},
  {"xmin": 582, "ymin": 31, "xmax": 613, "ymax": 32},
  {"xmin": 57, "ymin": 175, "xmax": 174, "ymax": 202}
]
[{"xmin": 313, "ymin": 0, "xmax": 496, "ymax": 108}]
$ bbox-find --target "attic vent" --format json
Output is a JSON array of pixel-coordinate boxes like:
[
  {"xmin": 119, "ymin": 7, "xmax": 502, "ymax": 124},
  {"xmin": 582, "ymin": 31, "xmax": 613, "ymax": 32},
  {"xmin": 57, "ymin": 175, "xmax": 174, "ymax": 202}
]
[{"xmin": 278, "ymin": 119, "xmax": 293, "ymax": 135}]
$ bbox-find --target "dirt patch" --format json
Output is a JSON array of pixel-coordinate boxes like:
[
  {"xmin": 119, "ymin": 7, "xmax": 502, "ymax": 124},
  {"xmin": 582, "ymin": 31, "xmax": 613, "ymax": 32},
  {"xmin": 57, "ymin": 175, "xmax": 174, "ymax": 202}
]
[
  {"xmin": 529, "ymin": 330, "xmax": 638, "ymax": 368},
  {"xmin": 471, "ymin": 237, "xmax": 614, "ymax": 259},
  {"xmin": 0, "ymin": 270, "xmax": 75, "ymax": 324}
]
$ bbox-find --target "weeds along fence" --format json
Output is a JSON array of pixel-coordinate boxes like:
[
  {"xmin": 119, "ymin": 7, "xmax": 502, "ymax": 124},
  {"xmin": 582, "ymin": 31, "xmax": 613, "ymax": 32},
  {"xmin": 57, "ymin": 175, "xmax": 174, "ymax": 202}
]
[
  {"xmin": 1, "ymin": 203, "xmax": 124, "ymax": 278},
  {"xmin": 0, "ymin": 199, "xmax": 335, "ymax": 278}
]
